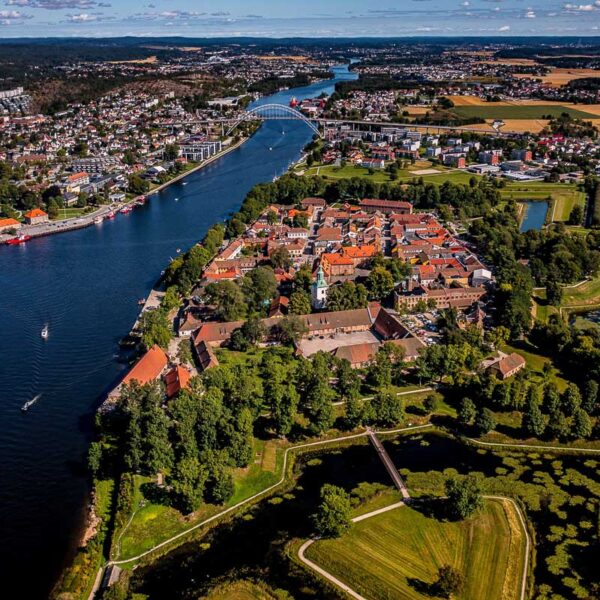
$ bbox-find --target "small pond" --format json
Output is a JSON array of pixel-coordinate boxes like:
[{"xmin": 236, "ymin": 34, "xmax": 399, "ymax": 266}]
[{"xmin": 520, "ymin": 201, "xmax": 548, "ymax": 232}]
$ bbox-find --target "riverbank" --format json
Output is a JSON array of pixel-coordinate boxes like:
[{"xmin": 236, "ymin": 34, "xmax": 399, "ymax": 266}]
[{"xmin": 0, "ymin": 138, "xmax": 250, "ymax": 246}]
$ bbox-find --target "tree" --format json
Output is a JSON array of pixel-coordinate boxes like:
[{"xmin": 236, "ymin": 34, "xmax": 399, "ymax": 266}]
[
  {"xmin": 171, "ymin": 456, "xmax": 208, "ymax": 513},
  {"xmin": 204, "ymin": 280, "xmax": 247, "ymax": 321},
  {"xmin": 522, "ymin": 392, "xmax": 546, "ymax": 438},
  {"xmin": 562, "ymin": 383, "xmax": 581, "ymax": 416},
  {"xmin": 163, "ymin": 143, "xmax": 179, "ymax": 161},
  {"xmin": 546, "ymin": 280, "xmax": 563, "ymax": 307},
  {"xmin": 475, "ymin": 407, "xmax": 496, "ymax": 435},
  {"xmin": 327, "ymin": 281, "xmax": 368, "ymax": 312},
  {"xmin": 274, "ymin": 315, "xmax": 308, "ymax": 345},
  {"xmin": 128, "ymin": 174, "xmax": 150, "ymax": 195},
  {"xmin": 240, "ymin": 316, "xmax": 267, "ymax": 346},
  {"xmin": 582, "ymin": 380, "xmax": 598, "ymax": 415},
  {"xmin": 366, "ymin": 266, "xmax": 395, "ymax": 301},
  {"xmin": 568, "ymin": 204, "xmax": 584, "ymax": 226},
  {"xmin": 294, "ymin": 264, "xmax": 313, "ymax": 293},
  {"xmin": 434, "ymin": 565, "xmax": 464, "ymax": 599},
  {"xmin": 423, "ymin": 393, "xmax": 439, "ymax": 415},
  {"xmin": 573, "ymin": 408, "xmax": 593, "ymax": 439},
  {"xmin": 458, "ymin": 398, "xmax": 477, "ymax": 426},
  {"xmin": 312, "ymin": 484, "xmax": 353, "ymax": 538},
  {"xmin": 242, "ymin": 267, "xmax": 278, "ymax": 313},
  {"xmin": 87, "ymin": 442, "xmax": 102, "ymax": 477},
  {"xmin": 289, "ymin": 290, "xmax": 312, "ymax": 315},
  {"xmin": 270, "ymin": 247, "xmax": 292, "ymax": 270},
  {"xmin": 140, "ymin": 309, "xmax": 172, "ymax": 349},
  {"xmin": 369, "ymin": 389, "xmax": 403, "ymax": 426},
  {"xmin": 143, "ymin": 399, "xmax": 174, "ymax": 475},
  {"xmin": 445, "ymin": 475, "xmax": 482, "ymax": 520}
]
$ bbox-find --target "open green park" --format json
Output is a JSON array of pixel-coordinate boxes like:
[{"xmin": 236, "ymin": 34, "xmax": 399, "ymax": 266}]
[{"xmin": 306, "ymin": 498, "xmax": 526, "ymax": 600}]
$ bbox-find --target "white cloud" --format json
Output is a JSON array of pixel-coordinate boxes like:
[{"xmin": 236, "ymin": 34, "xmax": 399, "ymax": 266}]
[{"xmin": 498, "ymin": 24, "xmax": 510, "ymax": 31}]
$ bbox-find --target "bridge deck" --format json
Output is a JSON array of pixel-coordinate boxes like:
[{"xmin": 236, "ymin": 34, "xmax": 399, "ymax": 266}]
[{"xmin": 367, "ymin": 429, "xmax": 411, "ymax": 500}]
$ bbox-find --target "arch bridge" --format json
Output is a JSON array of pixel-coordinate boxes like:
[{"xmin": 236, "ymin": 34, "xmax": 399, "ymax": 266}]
[{"xmin": 225, "ymin": 103, "xmax": 322, "ymax": 138}]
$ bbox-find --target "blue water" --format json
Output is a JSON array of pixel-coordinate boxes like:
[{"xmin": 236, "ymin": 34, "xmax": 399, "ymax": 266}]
[
  {"xmin": 520, "ymin": 201, "xmax": 548, "ymax": 232},
  {"xmin": 0, "ymin": 65, "xmax": 356, "ymax": 598}
]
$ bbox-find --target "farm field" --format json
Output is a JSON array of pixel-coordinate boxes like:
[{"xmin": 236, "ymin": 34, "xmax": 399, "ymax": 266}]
[
  {"xmin": 306, "ymin": 499, "xmax": 526, "ymax": 600},
  {"xmin": 452, "ymin": 104, "xmax": 598, "ymax": 120},
  {"xmin": 514, "ymin": 68, "xmax": 600, "ymax": 87}
]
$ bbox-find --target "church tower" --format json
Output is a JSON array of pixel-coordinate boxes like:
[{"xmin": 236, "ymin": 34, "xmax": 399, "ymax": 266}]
[{"xmin": 311, "ymin": 266, "xmax": 328, "ymax": 310}]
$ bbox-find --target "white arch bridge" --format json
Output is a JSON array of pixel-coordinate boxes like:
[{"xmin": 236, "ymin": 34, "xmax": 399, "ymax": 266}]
[{"xmin": 225, "ymin": 103, "xmax": 322, "ymax": 138}]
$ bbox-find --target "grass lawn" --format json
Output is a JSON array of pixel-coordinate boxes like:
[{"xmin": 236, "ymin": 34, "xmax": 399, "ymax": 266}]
[
  {"xmin": 50, "ymin": 207, "xmax": 88, "ymax": 220},
  {"xmin": 306, "ymin": 499, "xmax": 526, "ymax": 600},
  {"xmin": 304, "ymin": 164, "xmax": 394, "ymax": 182},
  {"xmin": 452, "ymin": 104, "xmax": 597, "ymax": 120},
  {"xmin": 117, "ymin": 438, "xmax": 283, "ymax": 561},
  {"xmin": 562, "ymin": 276, "xmax": 600, "ymax": 307},
  {"xmin": 499, "ymin": 182, "xmax": 585, "ymax": 223},
  {"xmin": 204, "ymin": 580, "xmax": 282, "ymax": 600},
  {"xmin": 502, "ymin": 341, "xmax": 568, "ymax": 391}
]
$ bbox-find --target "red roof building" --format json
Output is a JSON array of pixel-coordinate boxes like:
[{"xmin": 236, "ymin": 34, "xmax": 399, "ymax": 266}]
[{"xmin": 122, "ymin": 345, "xmax": 168, "ymax": 386}]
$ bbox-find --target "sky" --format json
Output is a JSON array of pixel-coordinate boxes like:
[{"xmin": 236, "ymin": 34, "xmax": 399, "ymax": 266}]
[{"xmin": 0, "ymin": 0, "xmax": 599, "ymax": 38}]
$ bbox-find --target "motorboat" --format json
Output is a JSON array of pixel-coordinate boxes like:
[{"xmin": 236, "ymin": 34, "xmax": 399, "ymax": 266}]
[
  {"xmin": 21, "ymin": 394, "xmax": 41, "ymax": 412},
  {"xmin": 41, "ymin": 324, "xmax": 49, "ymax": 340},
  {"xmin": 6, "ymin": 234, "xmax": 31, "ymax": 245}
]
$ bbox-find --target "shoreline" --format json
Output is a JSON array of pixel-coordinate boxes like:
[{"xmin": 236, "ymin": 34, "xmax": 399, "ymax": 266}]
[{"xmin": 0, "ymin": 137, "xmax": 250, "ymax": 246}]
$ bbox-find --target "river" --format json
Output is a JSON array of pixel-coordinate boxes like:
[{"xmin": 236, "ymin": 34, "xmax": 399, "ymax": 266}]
[{"xmin": 0, "ymin": 64, "xmax": 357, "ymax": 599}]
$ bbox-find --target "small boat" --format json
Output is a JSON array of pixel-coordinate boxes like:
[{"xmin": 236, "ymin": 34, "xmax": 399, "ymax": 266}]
[
  {"xmin": 106, "ymin": 211, "xmax": 116, "ymax": 220},
  {"xmin": 21, "ymin": 394, "xmax": 41, "ymax": 412},
  {"xmin": 41, "ymin": 324, "xmax": 49, "ymax": 340},
  {"xmin": 174, "ymin": 198, "xmax": 179, "ymax": 202},
  {"xmin": 182, "ymin": 182, "xmax": 188, "ymax": 186},
  {"xmin": 94, "ymin": 216, "xmax": 103, "ymax": 224},
  {"xmin": 176, "ymin": 248, "xmax": 181, "ymax": 254},
  {"xmin": 120, "ymin": 206, "xmax": 132, "ymax": 214},
  {"xmin": 6, "ymin": 234, "xmax": 31, "ymax": 245},
  {"xmin": 137, "ymin": 299, "xmax": 146, "ymax": 306}
]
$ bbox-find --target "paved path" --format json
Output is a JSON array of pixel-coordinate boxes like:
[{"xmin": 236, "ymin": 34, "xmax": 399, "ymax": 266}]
[
  {"xmin": 367, "ymin": 428, "xmax": 411, "ymax": 500},
  {"xmin": 332, "ymin": 387, "xmax": 432, "ymax": 408},
  {"xmin": 298, "ymin": 502, "xmax": 405, "ymax": 600},
  {"xmin": 298, "ymin": 539, "xmax": 369, "ymax": 600}
]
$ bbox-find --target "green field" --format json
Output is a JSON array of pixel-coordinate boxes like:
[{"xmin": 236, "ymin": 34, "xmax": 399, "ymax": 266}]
[
  {"xmin": 204, "ymin": 580, "xmax": 282, "ymax": 600},
  {"xmin": 453, "ymin": 105, "xmax": 597, "ymax": 120},
  {"xmin": 306, "ymin": 499, "xmax": 526, "ymax": 600},
  {"xmin": 499, "ymin": 182, "xmax": 585, "ymax": 223},
  {"xmin": 116, "ymin": 438, "xmax": 283, "ymax": 561},
  {"xmin": 303, "ymin": 163, "xmax": 478, "ymax": 186},
  {"xmin": 563, "ymin": 276, "xmax": 600, "ymax": 307}
]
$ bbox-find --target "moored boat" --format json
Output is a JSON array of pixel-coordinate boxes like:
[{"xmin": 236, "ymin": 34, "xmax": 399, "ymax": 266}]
[
  {"xmin": 6, "ymin": 234, "xmax": 31, "ymax": 245},
  {"xmin": 106, "ymin": 211, "xmax": 116, "ymax": 220},
  {"xmin": 94, "ymin": 216, "xmax": 103, "ymax": 224},
  {"xmin": 120, "ymin": 206, "xmax": 133, "ymax": 214}
]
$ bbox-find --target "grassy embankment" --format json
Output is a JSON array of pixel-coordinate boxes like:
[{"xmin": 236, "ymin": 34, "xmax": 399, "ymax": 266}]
[
  {"xmin": 499, "ymin": 181, "xmax": 585, "ymax": 224},
  {"xmin": 533, "ymin": 276, "xmax": 600, "ymax": 323},
  {"xmin": 306, "ymin": 498, "xmax": 527, "ymax": 600}
]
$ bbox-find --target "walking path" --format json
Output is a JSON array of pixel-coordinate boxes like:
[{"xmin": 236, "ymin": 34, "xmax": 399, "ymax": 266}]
[
  {"xmin": 468, "ymin": 437, "xmax": 600, "ymax": 454},
  {"xmin": 298, "ymin": 495, "xmax": 530, "ymax": 600},
  {"xmin": 367, "ymin": 428, "xmax": 411, "ymax": 500}
]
